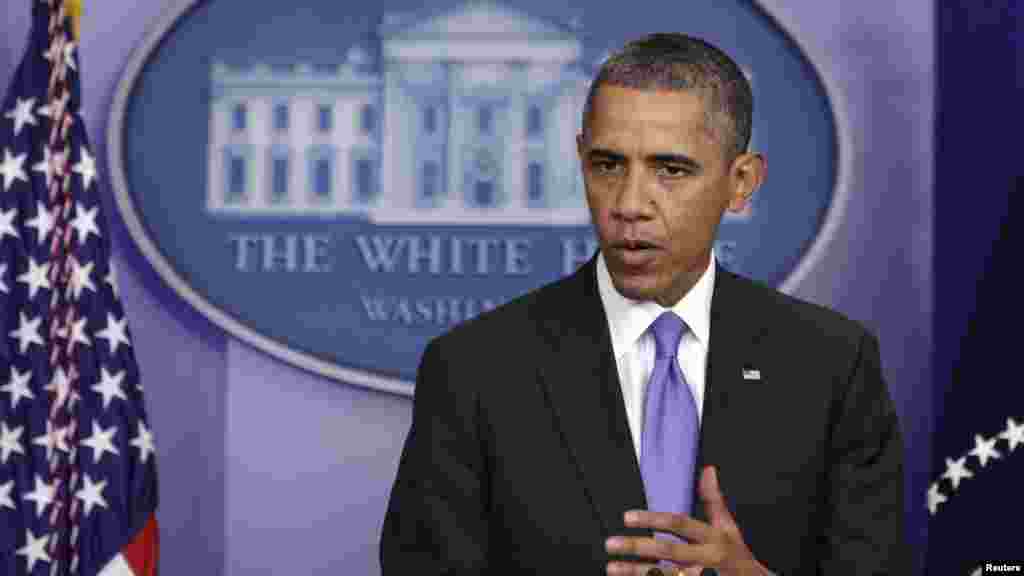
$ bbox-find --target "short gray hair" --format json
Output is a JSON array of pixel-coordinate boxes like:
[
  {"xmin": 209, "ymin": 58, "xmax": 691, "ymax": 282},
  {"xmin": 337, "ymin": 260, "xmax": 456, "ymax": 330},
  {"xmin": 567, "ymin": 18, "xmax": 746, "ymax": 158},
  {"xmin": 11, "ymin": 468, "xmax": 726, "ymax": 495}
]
[{"xmin": 582, "ymin": 33, "xmax": 753, "ymax": 159}]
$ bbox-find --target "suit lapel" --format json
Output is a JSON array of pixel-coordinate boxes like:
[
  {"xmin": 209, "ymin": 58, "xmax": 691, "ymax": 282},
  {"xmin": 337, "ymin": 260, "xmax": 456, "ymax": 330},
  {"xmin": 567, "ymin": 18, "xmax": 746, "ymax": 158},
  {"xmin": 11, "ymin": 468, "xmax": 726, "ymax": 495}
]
[
  {"xmin": 536, "ymin": 259, "xmax": 649, "ymax": 539},
  {"xmin": 694, "ymin": 268, "xmax": 766, "ymax": 524}
]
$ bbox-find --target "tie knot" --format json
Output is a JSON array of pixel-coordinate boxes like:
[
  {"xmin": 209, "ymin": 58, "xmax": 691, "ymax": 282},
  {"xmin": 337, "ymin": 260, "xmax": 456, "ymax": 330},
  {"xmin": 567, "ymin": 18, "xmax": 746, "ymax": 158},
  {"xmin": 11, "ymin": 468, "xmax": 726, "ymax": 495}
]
[{"xmin": 649, "ymin": 312, "xmax": 687, "ymax": 359}]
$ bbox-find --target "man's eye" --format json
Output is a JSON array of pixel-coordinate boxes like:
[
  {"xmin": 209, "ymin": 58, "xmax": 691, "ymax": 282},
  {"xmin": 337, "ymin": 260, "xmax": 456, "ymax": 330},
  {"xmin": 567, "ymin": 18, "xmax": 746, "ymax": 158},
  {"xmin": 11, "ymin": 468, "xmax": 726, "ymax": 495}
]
[
  {"xmin": 657, "ymin": 164, "xmax": 690, "ymax": 177},
  {"xmin": 592, "ymin": 160, "xmax": 620, "ymax": 174}
]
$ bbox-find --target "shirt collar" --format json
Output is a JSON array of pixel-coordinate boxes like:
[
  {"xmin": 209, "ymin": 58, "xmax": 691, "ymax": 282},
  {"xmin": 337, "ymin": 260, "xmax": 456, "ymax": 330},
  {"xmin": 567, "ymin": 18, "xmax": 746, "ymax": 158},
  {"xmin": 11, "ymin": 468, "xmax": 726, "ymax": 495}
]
[{"xmin": 596, "ymin": 251, "xmax": 715, "ymax": 360}]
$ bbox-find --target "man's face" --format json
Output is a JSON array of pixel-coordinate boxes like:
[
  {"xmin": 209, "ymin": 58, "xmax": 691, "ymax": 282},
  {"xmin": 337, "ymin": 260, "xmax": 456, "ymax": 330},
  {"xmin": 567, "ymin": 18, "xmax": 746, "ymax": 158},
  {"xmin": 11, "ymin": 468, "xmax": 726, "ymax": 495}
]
[{"xmin": 577, "ymin": 84, "xmax": 759, "ymax": 307}]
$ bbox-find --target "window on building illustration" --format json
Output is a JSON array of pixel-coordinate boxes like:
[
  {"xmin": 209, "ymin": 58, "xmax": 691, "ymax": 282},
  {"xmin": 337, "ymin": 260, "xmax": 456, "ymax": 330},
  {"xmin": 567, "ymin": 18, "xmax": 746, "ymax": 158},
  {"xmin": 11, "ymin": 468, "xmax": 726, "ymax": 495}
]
[
  {"xmin": 314, "ymin": 157, "xmax": 332, "ymax": 199},
  {"xmin": 271, "ymin": 156, "xmax": 289, "ymax": 202},
  {"xmin": 527, "ymin": 105, "xmax": 542, "ymax": 137},
  {"xmin": 478, "ymin": 104, "xmax": 493, "ymax": 135},
  {"xmin": 422, "ymin": 161, "xmax": 439, "ymax": 199},
  {"xmin": 232, "ymin": 103, "xmax": 247, "ymax": 132},
  {"xmin": 423, "ymin": 105, "xmax": 437, "ymax": 135},
  {"xmin": 360, "ymin": 104, "xmax": 376, "ymax": 135},
  {"xmin": 227, "ymin": 154, "xmax": 245, "ymax": 202},
  {"xmin": 273, "ymin": 103, "xmax": 289, "ymax": 133},
  {"xmin": 318, "ymin": 105, "xmax": 333, "ymax": 133},
  {"xmin": 528, "ymin": 161, "xmax": 544, "ymax": 203},
  {"xmin": 475, "ymin": 180, "xmax": 494, "ymax": 207},
  {"xmin": 356, "ymin": 158, "xmax": 374, "ymax": 202}
]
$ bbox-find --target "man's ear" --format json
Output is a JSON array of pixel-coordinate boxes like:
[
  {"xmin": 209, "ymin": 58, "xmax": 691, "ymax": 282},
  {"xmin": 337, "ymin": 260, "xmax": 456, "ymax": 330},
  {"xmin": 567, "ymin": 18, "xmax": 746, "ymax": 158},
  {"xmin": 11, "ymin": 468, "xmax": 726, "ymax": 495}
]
[
  {"xmin": 576, "ymin": 133, "xmax": 586, "ymax": 162},
  {"xmin": 726, "ymin": 152, "xmax": 766, "ymax": 213}
]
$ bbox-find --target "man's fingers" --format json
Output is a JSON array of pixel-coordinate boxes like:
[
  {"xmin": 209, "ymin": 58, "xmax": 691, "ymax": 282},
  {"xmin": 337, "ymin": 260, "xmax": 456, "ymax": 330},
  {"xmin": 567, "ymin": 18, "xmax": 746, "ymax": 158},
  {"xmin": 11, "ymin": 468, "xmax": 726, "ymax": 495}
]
[
  {"xmin": 699, "ymin": 466, "xmax": 738, "ymax": 531},
  {"xmin": 605, "ymin": 561, "xmax": 701, "ymax": 576},
  {"xmin": 623, "ymin": 510, "xmax": 714, "ymax": 542},
  {"xmin": 606, "ymin": 560, "xmax": 661, "ymax": 576},
  {"xmin": 605, "ymin": 535, "xmax": 711, "ymax": 564},
  {"xmin": 606, "ymin": 535, "xmax": 685, "ymax": 561}
]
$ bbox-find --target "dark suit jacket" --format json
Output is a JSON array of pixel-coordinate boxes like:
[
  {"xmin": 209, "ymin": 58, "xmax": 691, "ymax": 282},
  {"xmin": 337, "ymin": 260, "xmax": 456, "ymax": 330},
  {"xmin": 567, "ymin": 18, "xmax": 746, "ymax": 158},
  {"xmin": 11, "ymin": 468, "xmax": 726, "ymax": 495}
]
[{"xmin": 381, "ymin": 258, "xmax": 908, "ymax": 574}]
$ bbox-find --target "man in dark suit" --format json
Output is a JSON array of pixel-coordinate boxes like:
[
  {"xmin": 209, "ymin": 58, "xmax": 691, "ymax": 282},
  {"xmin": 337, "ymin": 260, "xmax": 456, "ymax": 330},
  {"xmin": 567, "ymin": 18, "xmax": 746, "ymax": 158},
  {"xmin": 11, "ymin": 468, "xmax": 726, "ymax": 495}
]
[{"xmin": 381, "ymin": 33, "xmax": 907, "ymax": 575}]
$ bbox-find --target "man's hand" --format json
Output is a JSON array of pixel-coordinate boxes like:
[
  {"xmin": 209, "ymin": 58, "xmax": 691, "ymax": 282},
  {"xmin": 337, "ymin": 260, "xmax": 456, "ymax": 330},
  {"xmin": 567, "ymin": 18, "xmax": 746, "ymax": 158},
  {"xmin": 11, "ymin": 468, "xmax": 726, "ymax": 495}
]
[{"xmin": 604, "ymin": 466, "xmax": 771, "ymax": 576}]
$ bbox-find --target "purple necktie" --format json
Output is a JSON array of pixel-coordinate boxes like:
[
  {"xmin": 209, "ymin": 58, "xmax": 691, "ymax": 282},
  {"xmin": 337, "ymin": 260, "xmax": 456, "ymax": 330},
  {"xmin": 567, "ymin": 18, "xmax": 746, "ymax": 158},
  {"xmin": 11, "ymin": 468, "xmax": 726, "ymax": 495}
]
[{"xmin": 640, "ymin": 312, "xmax": 699, "ymax": 522}]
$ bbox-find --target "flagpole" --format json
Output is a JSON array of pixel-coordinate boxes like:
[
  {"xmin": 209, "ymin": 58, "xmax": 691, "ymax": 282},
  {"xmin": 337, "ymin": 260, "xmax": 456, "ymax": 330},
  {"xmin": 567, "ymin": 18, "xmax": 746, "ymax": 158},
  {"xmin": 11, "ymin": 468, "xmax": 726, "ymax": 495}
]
[{"xmin": 67, "ymin": 0, "xmax": 82, "ymax": 41}]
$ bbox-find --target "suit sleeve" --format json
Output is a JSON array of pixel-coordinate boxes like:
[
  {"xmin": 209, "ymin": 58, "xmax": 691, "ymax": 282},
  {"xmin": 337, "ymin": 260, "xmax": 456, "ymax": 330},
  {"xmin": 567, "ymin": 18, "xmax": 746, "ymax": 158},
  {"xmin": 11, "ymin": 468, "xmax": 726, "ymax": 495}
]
[
  {"xmin": 821, "ymin": 330, "xmax": 911, "ymax": 574},
  {"xmin": 380, "ymin": 337, "xmax": 491, "ymax": 575}
]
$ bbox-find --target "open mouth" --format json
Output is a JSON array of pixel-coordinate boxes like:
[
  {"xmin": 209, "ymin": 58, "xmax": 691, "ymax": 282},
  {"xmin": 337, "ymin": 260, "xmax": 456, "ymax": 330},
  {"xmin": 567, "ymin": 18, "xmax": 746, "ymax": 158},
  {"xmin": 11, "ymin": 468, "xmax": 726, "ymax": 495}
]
[
  {"xmin": 612, "ymin": 239, "xmax": 661, "ymax": 267},
  {"xmin": 620, "ymin": 239, "xmax": 658, "ymax": 250}
]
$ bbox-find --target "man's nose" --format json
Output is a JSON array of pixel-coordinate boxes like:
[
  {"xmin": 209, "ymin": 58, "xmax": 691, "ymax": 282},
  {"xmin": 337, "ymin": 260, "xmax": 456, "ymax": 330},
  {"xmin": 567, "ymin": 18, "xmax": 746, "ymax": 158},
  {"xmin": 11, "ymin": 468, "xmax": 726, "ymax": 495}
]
[{"xmin": 611, "ymin": 166, "xmax": 654, "ymax": 221}]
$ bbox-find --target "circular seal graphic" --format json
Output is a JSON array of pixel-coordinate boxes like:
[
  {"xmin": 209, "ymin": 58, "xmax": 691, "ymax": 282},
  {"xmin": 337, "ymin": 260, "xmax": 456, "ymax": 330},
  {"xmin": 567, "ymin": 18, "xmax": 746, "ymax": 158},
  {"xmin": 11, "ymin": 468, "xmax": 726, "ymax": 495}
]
[{"xmin": 107, "ymin": 0, "xmax": 846, "ymax": 395}]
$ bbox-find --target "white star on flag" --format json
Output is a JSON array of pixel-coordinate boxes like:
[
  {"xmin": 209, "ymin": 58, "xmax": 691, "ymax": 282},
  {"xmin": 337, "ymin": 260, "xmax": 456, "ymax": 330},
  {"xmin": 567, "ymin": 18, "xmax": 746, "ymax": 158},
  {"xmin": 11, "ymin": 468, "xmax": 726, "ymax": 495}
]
[
  {"xmin": 21, "ymin": 474, "xmax": 55, "ymax": 517},
  {"xmin": 31, "ymin": 420, "xmax": 69, "ymax": 462},
  {"xmin": 76, "ymin": 474, "xmax": 109, "ymax": 517},
  {"xmin": 16, "ymin": 256, "xmax": 51, "ymax": 300},
  {"xmin": 24, "ymin": 201, "xmax": 55, "ymax": 246},
  {"xmin": 4, "ymin": 96, "xmax": 37, "ymax": 136},
  {"xmin": 9, "ymin": 311, "xmax": 44, "ymax": 354},
  {"xmin": 0, "ymin": 206, "xmax": 19, "ymax": 241},
  {"xmin": 92, "ymin": 367, "xmax": 128, "ymax": 410},
  {"xmin": 71, "ymin": 201, "xmax": 101, "ymax": 244},
  {"xmin": 969, "ymin": 433, "xmax": 1001, "ymax": 467},
  {"xmin": 941, "ymin": 456, "xmax": 973, "ymax": 491},
  {"xmin": 0, "ymin": 479, "xmax": 15, "ymax": 510},
  {"xmin": 1, "ymin": 365, "xmax": 35, "ymax": 409},
  {"xmin": 0, "ymin": 263, "xmax": 6, "ymax": 294},
  {"xmin": 96, "ymin": 312, "xmax": 131, "ymax": 354},
  {"xmin": 105, "ymin": 260, "xmax": 120, "ymax": 297},
  {"xmin": 131, "ymin": 421, "xmax": 156, "ymax": 464},
  {"xmin": 71, "ymin": 146, "xmax": 97, "ymax": 190},
  {"xmin": 15, "ymin": 529, "xmax": 52, "ymax": 573},
  {"xmin": 0, "ymin": 147, "xmax": 28, "ymax": 191},
  {"xmin": 31, "ymin": 144, "xmax": 55, "ymax": 187},
  {"xmin": 927, "ymin": 482, "xmax": 947, "ymax": 516},
  {"xmin": 0, "ymin": 421, "xmax": 26, "ymax": 463},
  {"xmin": 999, "ymin": 418, "xmax": 1024, "ymax": 451},
  {"xmin": 81, "ymin": 420, "xmax": 119, "ymax": 464},
  {"xmin": 69, "ymin": 256, "xmax": 97, "ymax": 300}
]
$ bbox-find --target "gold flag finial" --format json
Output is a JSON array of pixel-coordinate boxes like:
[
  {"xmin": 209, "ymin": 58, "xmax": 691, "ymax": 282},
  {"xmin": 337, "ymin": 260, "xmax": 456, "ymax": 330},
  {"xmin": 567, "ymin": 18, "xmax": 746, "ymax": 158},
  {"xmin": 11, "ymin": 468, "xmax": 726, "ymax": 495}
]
[{"xmin": 67, "ymin": 0, "xmax": 83, "ymax": 40}]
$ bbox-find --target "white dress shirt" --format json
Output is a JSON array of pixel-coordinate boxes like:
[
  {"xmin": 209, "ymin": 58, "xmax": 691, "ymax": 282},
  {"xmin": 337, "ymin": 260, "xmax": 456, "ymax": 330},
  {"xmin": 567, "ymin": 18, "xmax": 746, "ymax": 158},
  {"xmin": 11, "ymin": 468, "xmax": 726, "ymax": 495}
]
[{"xmin": 595, "ymin": 252, "xmax": 716, "ymax": 462}]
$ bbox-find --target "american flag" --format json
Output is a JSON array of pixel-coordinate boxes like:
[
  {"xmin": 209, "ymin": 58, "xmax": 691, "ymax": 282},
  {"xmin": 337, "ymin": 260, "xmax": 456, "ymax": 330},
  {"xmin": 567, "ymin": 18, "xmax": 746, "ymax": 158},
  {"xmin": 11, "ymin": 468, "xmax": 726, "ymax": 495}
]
[{"xmin": 0, "ymin": 1, "xmax": 159, "ymax": 575}]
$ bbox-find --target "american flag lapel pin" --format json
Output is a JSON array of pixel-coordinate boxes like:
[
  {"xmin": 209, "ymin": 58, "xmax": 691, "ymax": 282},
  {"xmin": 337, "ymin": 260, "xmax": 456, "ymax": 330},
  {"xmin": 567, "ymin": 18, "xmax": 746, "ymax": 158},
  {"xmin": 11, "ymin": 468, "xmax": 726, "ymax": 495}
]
[{"xmin": 742, "ymin": 367, "xmax": 761, "ymax": 381}]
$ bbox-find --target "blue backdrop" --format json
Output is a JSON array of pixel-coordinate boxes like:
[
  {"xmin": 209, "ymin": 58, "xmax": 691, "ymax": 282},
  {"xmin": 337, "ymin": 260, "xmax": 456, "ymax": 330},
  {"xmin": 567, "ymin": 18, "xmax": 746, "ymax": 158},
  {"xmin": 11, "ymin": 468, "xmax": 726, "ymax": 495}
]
[
  {"xmin": 1, "ymin": 1, "xmax": 937, "ymax": 573},
  {"xmin": 928, "ymin": 2, "xmax": 1023, "ymax": 572}
]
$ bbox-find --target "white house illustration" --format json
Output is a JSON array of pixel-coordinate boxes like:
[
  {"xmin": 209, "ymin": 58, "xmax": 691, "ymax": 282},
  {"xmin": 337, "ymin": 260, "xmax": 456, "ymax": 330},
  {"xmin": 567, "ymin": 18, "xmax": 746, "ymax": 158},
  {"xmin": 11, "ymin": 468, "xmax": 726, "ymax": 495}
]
[
  {"xmin": 206, "ymin": 0, "xmax": 756, "ymax": 224},
  {"xmin": 206, "ymin": 1, "xmax": 591, "ymax": 224},
  {"xmin": 207, "ymin": 48, "xmax": 381, "ymax": 218}
]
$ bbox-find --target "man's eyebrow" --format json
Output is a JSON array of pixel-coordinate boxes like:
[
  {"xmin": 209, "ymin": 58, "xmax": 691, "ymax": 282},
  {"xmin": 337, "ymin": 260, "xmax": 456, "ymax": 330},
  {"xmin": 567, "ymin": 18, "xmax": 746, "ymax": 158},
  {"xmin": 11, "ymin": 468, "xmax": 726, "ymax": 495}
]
[
  {"xmin": 587, "ymin": 148, "xmax": 702, "ymax": 171},
  {"xmin": 586, "ymin": 148, "xmax": 626, "ymax": 161}
]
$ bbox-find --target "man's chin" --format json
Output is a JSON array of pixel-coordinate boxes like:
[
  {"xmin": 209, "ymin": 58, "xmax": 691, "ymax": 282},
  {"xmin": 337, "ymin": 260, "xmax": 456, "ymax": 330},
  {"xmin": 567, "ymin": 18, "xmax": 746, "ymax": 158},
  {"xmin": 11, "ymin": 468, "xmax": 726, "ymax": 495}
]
[{"xmin": 609, "ymin": 273, "xmax": 661, "ymax": 303}]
